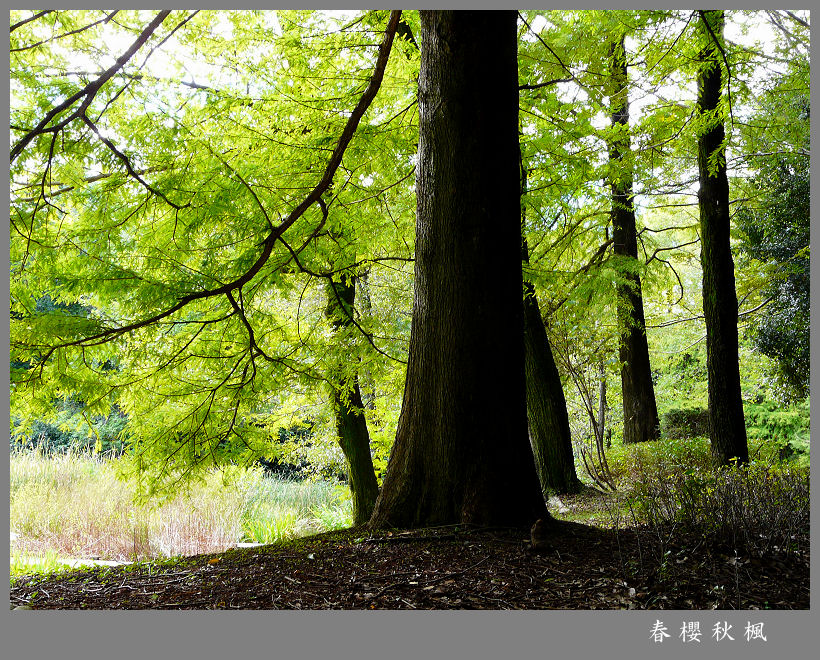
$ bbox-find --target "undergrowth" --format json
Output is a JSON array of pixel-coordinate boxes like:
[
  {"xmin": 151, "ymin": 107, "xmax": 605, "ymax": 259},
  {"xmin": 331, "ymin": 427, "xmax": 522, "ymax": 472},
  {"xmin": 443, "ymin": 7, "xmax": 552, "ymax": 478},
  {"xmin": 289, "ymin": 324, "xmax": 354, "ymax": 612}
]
[
  {"xmin": 570, "ymin": 432, "xmax": 810, "ymax": 570},
  {"xmin": 10, "ymin": 448, "xmax": 352, "ymax": 571}
]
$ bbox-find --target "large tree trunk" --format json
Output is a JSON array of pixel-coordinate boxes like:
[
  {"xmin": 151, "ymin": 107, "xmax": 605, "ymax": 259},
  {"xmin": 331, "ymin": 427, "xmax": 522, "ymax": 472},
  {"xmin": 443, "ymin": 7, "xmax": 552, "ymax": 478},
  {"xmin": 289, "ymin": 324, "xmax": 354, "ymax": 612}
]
[
  {"xmin": 324, "ymin": 275, "xmax": 379, "ymax": 525},
  {"xmin": 369, "ymin": 10, "xmax": 549, "ymax": 529},
  {"xmin": 607, "ymin": 34, "xmax": 660, "ymax": 445},
  {"xmin": 696, "ymin": 10, "xmax": 748, "ymax": 465}
]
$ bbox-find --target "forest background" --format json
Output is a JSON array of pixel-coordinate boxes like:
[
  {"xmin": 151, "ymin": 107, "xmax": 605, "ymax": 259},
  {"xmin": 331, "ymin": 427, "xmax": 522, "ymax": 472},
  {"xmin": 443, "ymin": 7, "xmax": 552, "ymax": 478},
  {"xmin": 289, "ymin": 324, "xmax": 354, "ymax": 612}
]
[{"xmin": 9, "ymin": 9, "xmax": 810, "ymax": 568}]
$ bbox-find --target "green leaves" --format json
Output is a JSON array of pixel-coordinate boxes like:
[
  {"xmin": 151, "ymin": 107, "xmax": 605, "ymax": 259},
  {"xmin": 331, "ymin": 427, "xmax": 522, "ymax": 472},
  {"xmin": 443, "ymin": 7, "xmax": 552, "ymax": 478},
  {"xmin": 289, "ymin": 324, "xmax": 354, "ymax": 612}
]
[{"xmin": 10, "ymin": 10, "xmax": 808, "ymax": 499}]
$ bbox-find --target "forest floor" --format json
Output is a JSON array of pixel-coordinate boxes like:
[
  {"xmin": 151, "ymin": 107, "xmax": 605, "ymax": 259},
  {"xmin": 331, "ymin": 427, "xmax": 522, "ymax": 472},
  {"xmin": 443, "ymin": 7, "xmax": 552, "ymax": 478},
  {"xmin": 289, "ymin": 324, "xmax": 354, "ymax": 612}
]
[{"xmin": 9, "ymin": 520, "xmax": 809, "ymax": 610}]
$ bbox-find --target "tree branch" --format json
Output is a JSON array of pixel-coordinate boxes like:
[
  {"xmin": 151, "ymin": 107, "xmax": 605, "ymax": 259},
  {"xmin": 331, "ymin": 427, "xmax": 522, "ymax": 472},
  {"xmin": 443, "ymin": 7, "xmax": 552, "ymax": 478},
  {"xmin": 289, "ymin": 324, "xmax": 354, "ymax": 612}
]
[
  {"xmin": 80, "ymin": 115, "xmax": 189, "ymax": 210},
  {"xmin": 28, "ymin": 10, "xmax": 404, "ymax": 368},
  {"xmin": 518, "ymin": 77, "xmax": 573, "ymax": 91},
  {"xmin": 9, "ymin": 10, "xmax": 54, "ymax": 33},
  {"xmin": 10, "ymin": 11, "xmax": 119, "ymax": 53},
  {"xmin": 698, "ymin": 10, "xmax": 734, "ymax": 127},
  {"xmin": 10, "ymin": 10, "xmax": 172, "ymax": 163}
]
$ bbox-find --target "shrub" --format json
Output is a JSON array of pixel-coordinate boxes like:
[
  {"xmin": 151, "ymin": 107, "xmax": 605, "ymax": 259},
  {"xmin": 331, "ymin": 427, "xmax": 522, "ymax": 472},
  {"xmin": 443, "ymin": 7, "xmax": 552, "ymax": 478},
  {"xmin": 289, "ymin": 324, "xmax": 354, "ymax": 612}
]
[
  {"xmin": 607, "ymin": 436, "xmax": 713, "ymax": 486},
  {"xmin": 744, "ymin": 400, "xmax": 810, "ymax": 466},
  {"xmin": 630, "ymin": 461, "xmax": 810, "ymax": 558},
  {"xmin": 660, "ymin": 407, "xmax": 710, "ymax": 439},
  {"xmin": 10, "ymin": 402, "xmax": 129, "ymax": 456}
]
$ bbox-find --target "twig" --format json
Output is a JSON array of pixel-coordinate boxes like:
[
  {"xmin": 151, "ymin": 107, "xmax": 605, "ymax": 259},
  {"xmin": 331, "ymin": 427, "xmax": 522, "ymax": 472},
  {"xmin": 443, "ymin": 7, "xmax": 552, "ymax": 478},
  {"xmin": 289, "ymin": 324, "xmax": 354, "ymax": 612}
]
[
  {"xmin": 366, "ymin": 534, "xmax": 457, "ymax": 543},
  {"xmin": 471, "ymin": 591, "xmax": 520, "ymax": 609},
  {"xmin": 421, "ymin": 555, "xmax": 492, "ymax": 587}
]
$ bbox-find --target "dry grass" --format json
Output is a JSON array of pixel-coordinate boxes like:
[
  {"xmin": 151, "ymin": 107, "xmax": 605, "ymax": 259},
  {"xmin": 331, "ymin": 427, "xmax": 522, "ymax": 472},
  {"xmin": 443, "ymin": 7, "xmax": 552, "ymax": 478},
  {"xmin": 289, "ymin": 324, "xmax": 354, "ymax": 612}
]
[{"xmin": 10, "ymin": 449, "xmax": 352, "ymax": 566}]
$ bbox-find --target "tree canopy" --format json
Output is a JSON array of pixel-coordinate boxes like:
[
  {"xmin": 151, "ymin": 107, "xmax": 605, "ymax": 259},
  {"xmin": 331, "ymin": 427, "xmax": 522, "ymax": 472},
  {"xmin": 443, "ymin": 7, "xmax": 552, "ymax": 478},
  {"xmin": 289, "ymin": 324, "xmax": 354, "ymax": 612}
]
[{"xmin": 10, "ymin": 10, "xmax": 810, "ymax": 510}]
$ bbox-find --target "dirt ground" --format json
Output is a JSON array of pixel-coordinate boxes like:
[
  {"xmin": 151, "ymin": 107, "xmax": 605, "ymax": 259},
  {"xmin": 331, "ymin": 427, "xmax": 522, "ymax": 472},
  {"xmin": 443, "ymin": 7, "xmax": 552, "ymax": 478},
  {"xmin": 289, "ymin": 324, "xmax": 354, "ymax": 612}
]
[{"xmin": 9, "ymin": 521, "xmax": 809, "ymax": 610}]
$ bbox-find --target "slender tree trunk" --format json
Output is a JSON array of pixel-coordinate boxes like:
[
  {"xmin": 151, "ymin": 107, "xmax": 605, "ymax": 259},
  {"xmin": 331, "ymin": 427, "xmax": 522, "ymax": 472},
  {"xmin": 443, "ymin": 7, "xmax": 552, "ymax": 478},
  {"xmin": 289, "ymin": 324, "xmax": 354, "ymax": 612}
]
[
  {"xmin": 369, "ymin": 10, "xmax": 549, "ymax": 529},
  {"xmin": 354, "ymin": 272, "xmax": 377, "ymax": 411},
  {"xmin": 521, "ymin": 153, "xmax": 582, "ymax": 494},
  {"xmin": 523, "ymin": 276, "xmax": 583, "ymax": 495},
  {"xmin": 607, "ymin": 34, "xmax": 660, "ymax": 445},
  {"xmin": 597, "ymin": 360, "xmax": 607, "ymax": 450},
  {"xmin": 696, "ymin": 10, "xmax": 748, "ymax": 465},
  {"xmin": 325, "ymin": 275, "xmax": 379, "ymax": 525}
]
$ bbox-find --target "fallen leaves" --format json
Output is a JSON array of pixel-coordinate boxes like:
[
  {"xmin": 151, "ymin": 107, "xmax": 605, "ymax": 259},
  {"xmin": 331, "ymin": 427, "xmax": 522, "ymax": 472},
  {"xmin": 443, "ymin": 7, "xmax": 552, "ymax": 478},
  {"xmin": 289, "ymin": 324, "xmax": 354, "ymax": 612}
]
[{"xmin": 9, "ymin": 523, "xmax": 809, "ymax": 610}]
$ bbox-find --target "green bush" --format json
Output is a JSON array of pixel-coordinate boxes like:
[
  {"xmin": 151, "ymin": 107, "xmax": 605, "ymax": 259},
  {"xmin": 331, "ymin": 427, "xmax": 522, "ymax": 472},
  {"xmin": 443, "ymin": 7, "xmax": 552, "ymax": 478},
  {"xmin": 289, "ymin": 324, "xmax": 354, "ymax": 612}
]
[
  {"xmin": 744, "ymin": 400, "xmax": 810, "ymax": 465},
  {"xmin": 606, "ymin": 436, "xmax": 713, "ymax": 486},
  {"xmin": 660, "ymin": 407, "xmax": 710, "ymax": 439},
  {"xmin": 630, "ymin": 461, "xmax": 810, "ymax": 557}
]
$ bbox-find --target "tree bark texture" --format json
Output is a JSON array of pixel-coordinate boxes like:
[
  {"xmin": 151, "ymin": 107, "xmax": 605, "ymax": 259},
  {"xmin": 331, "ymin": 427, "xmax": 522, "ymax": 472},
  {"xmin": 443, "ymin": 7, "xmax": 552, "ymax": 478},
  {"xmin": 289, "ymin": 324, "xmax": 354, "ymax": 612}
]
[
  {"xmin": 523, "ymin": 280, "xmax": 583, "ymax": 495},
  {"xmin": 325, "ymin": 275, "xmax": 380, "ymax": 525},
  {"xmin": 369, "ymin": 10, "xmax": 549, "ymax": 529},
  {"xmin": 607, "ymin": 34, "xmax": 660, "ymax": 445},
  {"xmin": 696, "ymin": 10, "xmax": 748, "ymax": 465}
]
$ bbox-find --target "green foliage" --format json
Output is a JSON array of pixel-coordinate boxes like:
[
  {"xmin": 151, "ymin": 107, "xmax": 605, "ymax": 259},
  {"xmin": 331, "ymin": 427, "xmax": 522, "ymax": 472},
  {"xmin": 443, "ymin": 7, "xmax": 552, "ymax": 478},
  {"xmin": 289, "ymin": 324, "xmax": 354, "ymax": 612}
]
[
  {"xmin": 660, "ymin": 407, "xmax": 709, "ymax": 439},
  {"xmin": 744, "ymin": 400, "xmax": 810, "ymax": 466},
  {"xmin": 10, "ymin": 548, "xmax": 77, "ymax": 580},
  {"xmin": 606, "ymin": 436, "xmax": 714, "ymax": 486},
  {"xmin": 629, "ymin": 461, "xmax": 809, "ymax": 557},
  {"xmin": 10, "ymin": 9, "xmax": 416, "ymax": 498},
  {"xmin": 592, "ymin": 419, "xmax": 808, "ymax": 493},
  {"xmin": 238, "ymin": 472, "xmax": 352, "ymax": 543},
  {"xmin": 736, "ymin": 155, "xmax": 810, "ymax": 401},
  {"xmin": 10, "ymin": 398, "xmax": 128, "ymax": 456}
]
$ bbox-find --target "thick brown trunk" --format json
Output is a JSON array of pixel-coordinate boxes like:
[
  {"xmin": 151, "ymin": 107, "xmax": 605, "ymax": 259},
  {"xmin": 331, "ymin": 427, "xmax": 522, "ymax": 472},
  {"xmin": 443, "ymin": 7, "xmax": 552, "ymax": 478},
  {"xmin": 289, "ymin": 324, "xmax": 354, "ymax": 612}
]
[
  {"xmin": 325, "ymin": 276, "xmax": 379, "ymax": 525},
  {"xmin": 369, "ymin": 10, "xmax": 548, "ymax": 529},
  {"xmin": 608, "ymin": 34, "xmax": 660, "ymax": 445},
  {"xmin": 696, "ymin": 11, "xmax": 748, "ymax": 465}
]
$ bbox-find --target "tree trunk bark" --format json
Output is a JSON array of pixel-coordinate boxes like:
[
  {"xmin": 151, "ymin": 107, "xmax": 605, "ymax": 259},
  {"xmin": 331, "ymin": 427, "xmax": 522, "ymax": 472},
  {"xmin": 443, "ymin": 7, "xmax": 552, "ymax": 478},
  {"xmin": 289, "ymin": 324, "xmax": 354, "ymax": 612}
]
[
  {"xmin": 354, "ymin": 272, "xmax": 377, "ymax": 411},
  {"xmin": 369, "ymin": 10, "xmax": 549, "ymax": 529},
  {"xmin": 325, "ymin": 275, "xmax": 379, "ymax": 525},
  {"xmin": 696, "ymin": 10, "xmax": 748, "ymax": 465},
  {"xmin": 597, "ymin": 360, "xmax": 607, "ymax": 449},
  {"xmin": 523, "ymin": 276, "xmax": 583, "ymax": 495},
  {"xmin": 607, "ymin": 34, "xmax": 660, "ymax": 445}
]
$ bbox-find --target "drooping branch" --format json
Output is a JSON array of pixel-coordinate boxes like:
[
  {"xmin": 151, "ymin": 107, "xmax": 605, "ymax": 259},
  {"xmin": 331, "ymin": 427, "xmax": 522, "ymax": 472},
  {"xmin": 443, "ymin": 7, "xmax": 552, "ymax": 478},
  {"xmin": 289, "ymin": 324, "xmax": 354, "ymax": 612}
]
[
  {"xmin": 13, "ymin": 166, "xmax": 170, "ymax": 202},
  {"xmin": 80, "ymin": 115, "xmax": 189, "ymax": 210},
  {"xmin": 28, "ymin": 10, "xmax": 403, "ymax": 367},
  {"xmin": 10, "ymin": 10, "xmax": 172, "ymax": 163},
  {"xmin": 268, "ymin": 10, "xmax": 402, "ymax": 243}
]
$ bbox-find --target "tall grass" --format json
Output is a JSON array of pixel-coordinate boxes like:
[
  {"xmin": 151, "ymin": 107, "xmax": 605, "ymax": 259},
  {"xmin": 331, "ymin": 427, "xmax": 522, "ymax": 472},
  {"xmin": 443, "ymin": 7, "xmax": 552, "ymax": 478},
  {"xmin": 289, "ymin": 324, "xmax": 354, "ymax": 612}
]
[{"xmin": 10, "ymin": 448, "xmax": 353, "ymax": 567}]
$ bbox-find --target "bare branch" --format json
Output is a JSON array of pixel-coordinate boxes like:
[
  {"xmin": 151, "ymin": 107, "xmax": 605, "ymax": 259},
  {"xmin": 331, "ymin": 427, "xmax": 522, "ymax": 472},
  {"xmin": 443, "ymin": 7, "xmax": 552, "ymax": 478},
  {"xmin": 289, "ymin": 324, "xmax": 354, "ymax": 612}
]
[{"xmin": 645, "ymin": 238, "xmax": 700, "ymax": 266}]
